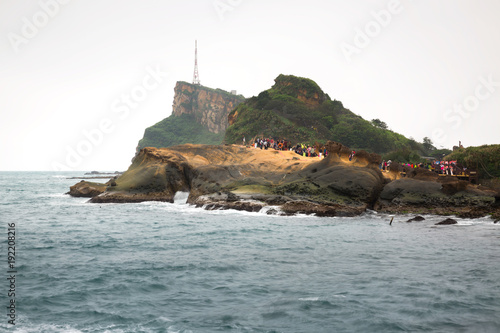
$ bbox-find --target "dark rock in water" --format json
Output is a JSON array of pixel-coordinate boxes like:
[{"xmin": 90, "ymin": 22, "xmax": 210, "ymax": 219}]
[
  {"xmin": 280, "ymin": 200, "xmax": 365, "ymax": 217},
  {"xmin": 204, "ymin": 201, "xmax": 263, "ymax": 213},
  {"xmin": 84, "ymin": 171, "xmax": 123, "ymax": 175},
  {"xmin": 266, "ymin": 208, "xmax": 279, "ymax": 215},
  {"xmin": 407, "ymin": 216, "xmax": 425, "ymax": 222},
  {"xmin": 435, "ymin": 218, "xmax": 458, "ymax": 225}
]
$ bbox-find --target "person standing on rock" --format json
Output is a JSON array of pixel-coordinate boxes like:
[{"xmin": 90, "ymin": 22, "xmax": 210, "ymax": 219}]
[{"xmin": 242, "ymin": 136, "xmax": 246, "ymax": 146}]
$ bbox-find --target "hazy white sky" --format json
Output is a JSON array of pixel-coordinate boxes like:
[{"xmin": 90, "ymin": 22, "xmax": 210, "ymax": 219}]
[{"xmin": 1, "ymin": 0, "xmax": 499, "ymax": 171}]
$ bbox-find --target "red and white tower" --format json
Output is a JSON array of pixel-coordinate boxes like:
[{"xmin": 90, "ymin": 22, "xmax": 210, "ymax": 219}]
[{"xmin": 192, "ymin": 40, "xmax": 200, "ymax": 85}]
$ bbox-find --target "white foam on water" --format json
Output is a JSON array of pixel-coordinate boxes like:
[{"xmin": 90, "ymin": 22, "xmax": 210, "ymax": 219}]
[
  {"xmin": 46, "ymin": 193, "xmax": 68, "ymax": 199},
  {"xmin": 9, "ymin": 324, "xmax": 84, "ymax": 333},
  {"xmin": 173, "ymin": 191, "xmax": 190, "ymax": 204},
  {"xmin": 167, "ymin": 326, "xmax": 181, "ymax": 333},
  {"xmin": 258, "ymin": 205, "xmax": 282, "ymax": 215}
]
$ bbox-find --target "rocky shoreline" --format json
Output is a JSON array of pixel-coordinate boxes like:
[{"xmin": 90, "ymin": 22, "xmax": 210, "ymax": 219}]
[{"xmin": 67, "ymin": 142, "xmax": 500, "ymax": 221}]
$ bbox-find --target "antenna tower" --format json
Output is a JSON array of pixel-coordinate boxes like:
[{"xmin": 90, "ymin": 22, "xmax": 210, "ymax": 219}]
[{"xmin": 192, "ymin": 40, "xmax": 200, "ymax": 85}]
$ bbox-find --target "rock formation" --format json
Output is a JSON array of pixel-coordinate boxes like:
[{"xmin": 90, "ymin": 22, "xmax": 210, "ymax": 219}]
[
  {"xmin": 67, "ymin": 180, "xmax": 109, "ymax": 198},
  {"xmin": 375, "ymin": 168, "xmax": 498, "ymax": 216},
  {"xmin": 68, "ymin": 140, "xmax": 499, "ymax": 219},
  {"xmin": 136, "ymin": 82, "xmax": 245, "ymax": 151},
  {"xmin": 80, "ymin": 142, "xmax": 385, "ymax": 215},
  {"xmin": 172, "ymin": 81, "xmax": 244, "ymax": 134}
]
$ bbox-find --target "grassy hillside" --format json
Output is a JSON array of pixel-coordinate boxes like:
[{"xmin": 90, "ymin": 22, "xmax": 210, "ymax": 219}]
[
  {"xmin": 446, "ymin": 144, "xmax": 500, "ymax": 179},
  {"xmin": 137, "ymin": 113, "xmax": 225, "ymax": 151},
  {"xmin": 225, "ymin": 74, "xmax": 425, "ymax": 155}
]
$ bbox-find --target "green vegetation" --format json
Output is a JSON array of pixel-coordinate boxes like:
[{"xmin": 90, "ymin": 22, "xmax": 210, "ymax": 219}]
[
  {"xmin": 446, "ymin": 145, "xmax": 500, "ymax": 179},
  {"xmin": 381, "ymin": 137, "xmax": 452, "ymax": 163},
  {"xmin": 371, "ymin": 119, "xmax": 388, "ymax": 129},
  {"xmin": 271, "ymin": 74, "xmax": 325, "ymax": 100},
  {"xmin": 382, "ymin": 148, "xmax": 425, "ymax": 164},
  {"xmin": 137, "ymin": 113, "xmax": 225, "ymax": 150},
  {"xmin": 225, "ymin": 74, "xmax": 429, "ymax": 155}
]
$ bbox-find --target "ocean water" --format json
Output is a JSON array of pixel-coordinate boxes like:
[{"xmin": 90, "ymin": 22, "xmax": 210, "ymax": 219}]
[{"xmin": 1, "ymin": 171, "xmax": 499, "ymax": 333}]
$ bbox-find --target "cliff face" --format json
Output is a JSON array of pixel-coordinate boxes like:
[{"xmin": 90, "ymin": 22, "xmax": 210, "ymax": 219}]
[
  {"xmin": 172, "ymin": 82, "xmax": 245, "ymax": 134},
  {"xmin": 136, "ymin": 82, "xmax": 245, "ymax": 151}
]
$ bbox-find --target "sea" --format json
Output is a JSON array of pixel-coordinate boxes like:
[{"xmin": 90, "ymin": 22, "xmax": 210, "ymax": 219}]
[{"xmin": 1, "ymin": 171, "xmax": 499, "ymax": 333}]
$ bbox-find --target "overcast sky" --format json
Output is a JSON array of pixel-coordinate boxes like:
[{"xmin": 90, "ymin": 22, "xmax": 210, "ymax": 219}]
[{"xmin": 1, "ymin": 0, "xmax": 499, "ymax": 171}]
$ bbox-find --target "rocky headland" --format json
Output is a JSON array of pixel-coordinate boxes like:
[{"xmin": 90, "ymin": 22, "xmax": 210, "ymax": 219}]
[
  {"xmin": 69, "ymin": 142, "xmax": 500, "ymax": 219},
  {"xmin": 136, "ymin": 82, "xmax": 245, "ymax": 151}
]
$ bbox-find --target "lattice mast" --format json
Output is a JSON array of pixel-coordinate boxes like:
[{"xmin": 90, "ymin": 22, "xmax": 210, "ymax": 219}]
[{"xmin": 192, "ymin": 40, "xmax": 200, "ymax": 85}]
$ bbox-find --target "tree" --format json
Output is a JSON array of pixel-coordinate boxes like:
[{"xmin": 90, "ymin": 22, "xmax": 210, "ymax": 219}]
[
  {"xmin": 422, "ymin": 136, "xmax": 435, "ymax": 152},
  {"xmin": 371, "ymin": 118, "xmax": 388, "ymax": 129}
]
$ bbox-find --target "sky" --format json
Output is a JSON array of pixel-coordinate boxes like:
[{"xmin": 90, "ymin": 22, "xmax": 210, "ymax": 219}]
[{"xmin": 1, "ymin": 0, "xmax": 499, "ymax": 171}]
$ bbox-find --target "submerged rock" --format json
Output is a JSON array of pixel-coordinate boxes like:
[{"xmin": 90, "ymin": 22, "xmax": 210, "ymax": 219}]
[
  {"xmin": 435, "ymin": 218, "xmax": 458, "ymax": 225},
  {"xmin": 407, "ymin": 216, "xmax": 425, "ymax": 222}
]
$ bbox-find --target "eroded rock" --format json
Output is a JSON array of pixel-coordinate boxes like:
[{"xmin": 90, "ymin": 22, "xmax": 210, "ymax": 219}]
[
  {"xmin": 69, "ymin": 142, "xmax": 499, "ymax": 218},
  {"xmin": 67, "ymin": 180, "xmax": 107, "ymax": 198}
]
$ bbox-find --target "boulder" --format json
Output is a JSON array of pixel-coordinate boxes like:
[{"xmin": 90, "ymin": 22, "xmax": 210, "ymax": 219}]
[
  {"xmin": 435, "ymin": 218, "xmax": 458, "ymax": 225},
  {"xmin": 67, "ymin": 181, "xmax": 107, "ymax": 198},
  {"xmin": 407, "ymin": 216, "xmax": 425, "ymax": 222}
]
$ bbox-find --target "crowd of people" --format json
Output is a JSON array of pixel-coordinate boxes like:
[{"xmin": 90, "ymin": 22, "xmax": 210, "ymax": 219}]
[
  {"xmin": 246, "ymin": 137, "xmax": 362, "ymax": 160},
  {"xmin": 380, "ymin": 159, "xmax": 469, "ymax": 176},
  {"xmin": 244, "ymin": 137, "xmax": 469, "ymax": 177},
  {"xmin": 292, "ymin": 144, "xmax": 329, "ymax": 158},
  {"xmin": 432, "ymin": 160, "xmax": 465, "ymax": 175},
  {"xmin": 247, "ymin": 137, "xmax": 332, "ymax": 158},
  {"xmin": 240, "ymin": 135, "xmax": 479, "ymax": 187},
  {"xmin": 251, "ymin": 137, "xmax": 290, "ymax": 151}
]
